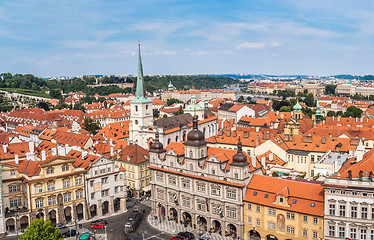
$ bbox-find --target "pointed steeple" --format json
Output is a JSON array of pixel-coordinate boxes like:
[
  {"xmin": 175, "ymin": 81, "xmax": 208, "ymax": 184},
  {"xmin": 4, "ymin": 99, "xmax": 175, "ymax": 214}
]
[
  {"xmin": 136, "ymin": 42, "xmax": 145, "ymax": 98},
  {"xmin": 131, "ymin": 42, "xmax": 151, "ymax": 104}
]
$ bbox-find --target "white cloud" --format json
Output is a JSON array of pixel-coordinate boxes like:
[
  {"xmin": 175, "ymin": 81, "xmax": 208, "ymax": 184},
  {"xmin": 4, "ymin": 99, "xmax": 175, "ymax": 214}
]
[
  {"xmin": 271, "ymin": 42, "xmax": 281, "ymax": 47},
  {"xmin": 236, "ymin": 42, "xmax": 266, "ymax": 50}
]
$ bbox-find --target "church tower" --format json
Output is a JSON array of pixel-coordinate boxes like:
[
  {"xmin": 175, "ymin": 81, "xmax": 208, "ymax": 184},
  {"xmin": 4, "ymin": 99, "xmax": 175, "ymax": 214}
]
[{"xmin": 129, "ymin": 43, "xmax": 153, "ymax": 147}]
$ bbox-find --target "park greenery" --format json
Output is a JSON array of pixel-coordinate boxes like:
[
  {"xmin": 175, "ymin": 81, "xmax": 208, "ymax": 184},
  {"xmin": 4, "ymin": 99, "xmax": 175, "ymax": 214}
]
[{"xmin": 19, "ymin": 218, "xmax": 62, "ymax": 240}]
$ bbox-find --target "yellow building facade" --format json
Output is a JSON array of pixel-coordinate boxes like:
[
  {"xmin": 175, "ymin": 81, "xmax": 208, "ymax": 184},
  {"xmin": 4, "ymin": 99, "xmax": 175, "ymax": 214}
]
[{"xmin": 243, "ymin": 175, "xmax": 324, "ymax": 240}]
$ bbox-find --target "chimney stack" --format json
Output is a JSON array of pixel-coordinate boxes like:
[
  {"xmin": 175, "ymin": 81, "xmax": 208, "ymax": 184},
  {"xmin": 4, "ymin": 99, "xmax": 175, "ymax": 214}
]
[
  {"xmin": 82, "ymin": 151, "xmax": 88, "ymax": 160},
  {"xmin": 29, "ymin": 142, "xmax": 34, "ymax": 153},
  {"xmin": 15, "ymin": 154, "xmax": 19, "ymax": 165},
  {"xmin": 110, "ymin": 147, "xmax": 114, "ymax": 157},
  {"xmin": 52, "ymin": 148, "xmax": 57, "ymax": 156},
  {"xmin": 41, "ymin": 150, "xmax": 46, "ymax": 161},
  {"xmin": 2, "ymin": 145, "xmax": 7, "ymax": 154}
]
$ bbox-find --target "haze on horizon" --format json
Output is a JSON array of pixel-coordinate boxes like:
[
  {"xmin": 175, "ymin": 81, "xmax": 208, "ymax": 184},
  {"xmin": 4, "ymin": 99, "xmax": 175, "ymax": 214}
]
[{"xmin": 1, "ymin": 0, "xmax": 374, "ymax": 77}]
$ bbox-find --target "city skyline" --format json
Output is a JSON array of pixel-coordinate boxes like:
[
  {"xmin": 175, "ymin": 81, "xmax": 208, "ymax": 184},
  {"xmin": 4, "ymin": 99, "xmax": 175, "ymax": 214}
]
[{"xmin": 1, "ymin": 0, "xmax": 374, "ymax": 77}]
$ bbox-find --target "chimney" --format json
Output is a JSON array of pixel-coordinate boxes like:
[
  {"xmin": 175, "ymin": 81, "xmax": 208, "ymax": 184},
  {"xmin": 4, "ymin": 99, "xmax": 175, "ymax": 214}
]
[
  {"xmin": 52, "ymin": 148, "xmax": 57, "ymax": 156},
  {"xmin": 15, "ymin": 154, "xmax": 19, "ymax": 165},
  {"xmin": 2, "ymin": 145, "xmax": 7, "ymax": 154},
  {"xmin": 226, "ymin": 131, "xmax": 231, "ymax": 137},
  {"xmin": 41, "ymin": 150, "xmax": 46, "ymax": 161},
  {"xmin": 269, "ymin": 153, "xmax": 273, "ymax": 161},
  {"xmin": 302, "ymin": 135, "xmax": 313, "ymax": 143},
  {"xmin": 251, "ymin": 155, "xmax": 257, "ymax": 169},
  {"xmin": 321, "ymin": 136, "xmax": 327, "ymax": 144},
  {"xmin": 218, "ymin": 130, "xmax": 223, "ymax": 136},
  {"xmin": 110, "ymin": 147, "xmax": 114, "ymax": 157},
  {"xmin": 256, "ymin": 127, "xmax": 260, "ymax": 133},
  {"xmin": 332, "ymin": 116, "xmax": 334, "ymax": 121},
  {"xmin": 29, "ymin": 142, "xmax": 34, "ymax": 153},
  {"xmin": 256, "ymin": 135, "xmax": 261, "ymax": 146},
  {"xmin": 356, "ymin": 117, "xmax": 358, "ymax": 122},
  {"xmin": 244, "ymin": 131, "xmax": 249, "ymax": 138},
  {"xmin": 110, "ymin": 138, "xmax": 113, "ymax": 146}
]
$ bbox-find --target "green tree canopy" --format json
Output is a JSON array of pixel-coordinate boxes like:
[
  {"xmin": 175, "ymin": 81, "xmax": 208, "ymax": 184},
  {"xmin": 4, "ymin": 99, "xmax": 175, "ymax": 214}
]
[
  {"xmin": 167, "ymin": 98, "xmax": 184, "ymax": 106},
  {"xmin": 325, "ymin": 84, "xmax": 337, "ymax": 95},
  {"xmin": 303, "ymin": 93, "xmax": 315, "ymax": 107},
  {"xmin": 20, "ymin": 218, "xmax": 62, "ymax": 240},
  {"xmin": 153, "ymin": 108, "xmax": 160, "ymax": 118},
  {"xmin": 343, "ymin": 106, "xmax": 363, "ymax": 118},
  {"xmin": 83, "ymin": 118, "xmax": 101, "ymax": 135}
]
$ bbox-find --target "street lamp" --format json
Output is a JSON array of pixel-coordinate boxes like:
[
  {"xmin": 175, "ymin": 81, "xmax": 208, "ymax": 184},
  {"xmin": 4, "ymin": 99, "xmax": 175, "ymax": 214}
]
[{"xmin": 74, "ymin": 219, "xmax": 78, "ymax": 240}]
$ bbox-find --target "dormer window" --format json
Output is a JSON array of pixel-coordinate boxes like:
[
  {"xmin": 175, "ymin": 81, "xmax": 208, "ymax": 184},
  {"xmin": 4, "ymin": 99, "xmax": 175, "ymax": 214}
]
[
  {"xmin": 234, "ymin": 173, "xmax": 239, "ymax": 179},
  {"xmin": 279, "ymin": 196, "xmax": 284, "ymax": 203}
]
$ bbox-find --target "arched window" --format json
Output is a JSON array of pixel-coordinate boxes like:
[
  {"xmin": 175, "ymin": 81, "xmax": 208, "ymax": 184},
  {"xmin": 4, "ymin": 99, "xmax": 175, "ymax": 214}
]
[
  {"xmin": 190, "ymin": 164, "xmax": 193, "ymax": 171},
  {"xmin": 201, "ymin": 149, "xmax": 204, "ymax": 157},
  {"xmin": 183, "ymin": 131, "xmax": 187, "ymax": 141},
  {"xmin": 146, "ymin": 105, "xmax": 148, "ymax": 110},
  {"xmin": 135, "ymin": 105, "xmax": 138, "ymax": 112},
  {"xmin": 189, "ymin": 150, "xmax": 193, "ymax": 158},
  {"xmin": 175, "ymin": 136, "xmax": 179, "ymax": 142},
  {"xmin": 167, "ymin": 138, "xmax": 171, "ymax": 145}
]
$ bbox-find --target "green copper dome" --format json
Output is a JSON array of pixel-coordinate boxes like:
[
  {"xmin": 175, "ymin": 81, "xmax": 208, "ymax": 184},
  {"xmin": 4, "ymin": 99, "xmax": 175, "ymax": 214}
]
[{"xmin": 293, "ymin": 99, "xmax": 302, "ymax": 111}]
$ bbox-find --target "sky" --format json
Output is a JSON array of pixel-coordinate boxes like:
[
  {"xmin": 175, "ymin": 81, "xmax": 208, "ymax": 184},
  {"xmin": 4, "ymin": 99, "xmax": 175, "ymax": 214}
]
[{"xmin": 1, "ymin": 0, "xmax": 374, "ymax": 77}]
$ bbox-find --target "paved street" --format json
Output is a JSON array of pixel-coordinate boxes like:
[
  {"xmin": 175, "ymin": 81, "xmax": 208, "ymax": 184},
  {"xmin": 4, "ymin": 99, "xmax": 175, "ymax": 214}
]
[{"xmin": 2, "ymin": 200, "xmax": 170, "ymax": 240}]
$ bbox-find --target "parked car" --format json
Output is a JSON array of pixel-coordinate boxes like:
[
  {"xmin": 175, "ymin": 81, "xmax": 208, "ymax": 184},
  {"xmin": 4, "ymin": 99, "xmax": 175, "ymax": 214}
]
[
  {"xmin": 61, "ymin": 230, "xmax": 79, "ymax": 237},
  {"xmin": 177, "ymin": 232, "xmax": 195, "ymax": 240},
  {"xmin": 91, "ymin": 222, "xmax": 105, "ymax": 229},
  {"xmin": 92, "ymin": 219, "xmax": 107, "ymax": 225},
  {"xmin": 55, "ymin": 223, "xmax": 66, "ymax": 229},
  {"xmin": 171, "ymin": 236, "xmax": 185, "ymax": 240}
]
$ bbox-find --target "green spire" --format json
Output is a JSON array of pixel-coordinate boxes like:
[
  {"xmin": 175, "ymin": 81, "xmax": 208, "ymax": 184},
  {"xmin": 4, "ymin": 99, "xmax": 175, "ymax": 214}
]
[
  {"xmin": 293, "ymin": 99, "xmax": 302, "ymax": 112},
  {"xmin": 132, "ymin": 42, "xmax": 151, "ymax": 103},
  {"xmin": 136, "ymin": 42, "xmax": 144, "ymax": 98},
  {"xmin": 315, "ymin": 100, "xmax": 322, "ymax": 116}
]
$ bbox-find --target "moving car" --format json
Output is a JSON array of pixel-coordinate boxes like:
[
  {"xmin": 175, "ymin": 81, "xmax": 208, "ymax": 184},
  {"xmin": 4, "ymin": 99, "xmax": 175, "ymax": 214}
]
[
  {"xmin": 92, "ymin": 219, "xmax": 107, "ymax": 225},
  {"xmin": 124, "ymin": 211, "xmax": 142, "ymax": 232},
  {"xmin": 170, "ymin": 236, "xmax": 185, "ymax": 240},
  {"xmin": 55, "ymin": 223, "xmax": 66, "ymax": 229},
  {"xmin": 177, "ymin": 232, "xmax": 195, "ymax": 240}
]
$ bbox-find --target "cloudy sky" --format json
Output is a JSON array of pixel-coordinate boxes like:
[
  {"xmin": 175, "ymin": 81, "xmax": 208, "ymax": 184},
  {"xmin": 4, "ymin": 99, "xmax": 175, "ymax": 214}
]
[{"xmin": 1, "ymin": 0, "xmax": 374, "ymax": 77}]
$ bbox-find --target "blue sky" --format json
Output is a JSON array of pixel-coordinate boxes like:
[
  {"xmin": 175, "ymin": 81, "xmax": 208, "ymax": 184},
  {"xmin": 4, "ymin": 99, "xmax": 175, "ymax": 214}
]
[{"xmin": 1, "ymin": 0, "xmax": 374, "ymax": 77}]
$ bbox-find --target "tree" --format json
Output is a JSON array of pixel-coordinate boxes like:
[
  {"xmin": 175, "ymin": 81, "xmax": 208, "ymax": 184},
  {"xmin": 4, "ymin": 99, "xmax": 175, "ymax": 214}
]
[
  {"xmin": 237, "ymin": 95, "xmax": 244, "ymax": 103},
  {"xmin": 172, "ymin": 106, "xmax": 184, "ymax": 116},
  {"xmin": 37, "ymin": 102, "xmax": 50, "ymax": 111},
  {"xmin": 343, "ymin": 106, "xmax": 363, "ymax": 118},
  {"xmin": 153, "ymin": 108, "xmax": 160, "ymax": 118},
  {"xmin": 327, "ymin": 111, "xmax": 336, "ymax": 117},
  {"xmin": 49, "ymin": 89, "xmax": 62, "ymax": 99},
  {"xmin": 303, "ymin": 93, "xmax": 315, "ymax": 107},
  {"xmin": 83, "ymin": 118, "xmax": 101, "ymax": 135},
  {"xmin": 325, "ymin": 84, "xmax": 337, "ymax": 95},
  {"xmin": 279, "ymin": 106, "xmax": 291, "ymax": 112},
  {"xmin": 20, "ymin": 218, "xmax": 62, "ymax": 240},
  {"xmin": 302, "ymin": 107, "xmax": 313, "ymax": 118},
  {"xmin": 167, "ymin": 98, "xmax": 183, "ymax": 106},
  {"xmin": 272, "ymin": 100, "xmax": 290, "ymax": 111}
]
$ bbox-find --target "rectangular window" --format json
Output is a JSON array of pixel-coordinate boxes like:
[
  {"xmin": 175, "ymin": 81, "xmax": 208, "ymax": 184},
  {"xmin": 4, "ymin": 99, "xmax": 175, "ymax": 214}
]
[
  {"xmin": 101, "ymin": 177, "xmax": 108, "ymax": 184},
  {"xmin": 286, "ymin": 226, "xmax": 295, "ymax": 234},
  {"xmin": 303, "ymin": 215, "xmax": 308, "ymax": 223},
  {"xmin": 339, "ymin": 205, "xmax": 346, "ymax": 217},
  {"xmin": 48, "ymin": 197, "xmax": 56, "ymax": 206},
  {"xmin": 303, "ymin": 229, "xmax": 308, "ymax": 237},
  {"xmin": 101, "ymin": 189, "xmax": 109, "ymax": 197},
  {"xmin": 351, "ymin": 228, "xmax": 357, "ymax": 239},
  {"xmin": 286, "ymin": 212, "xmax": 295, "ymax": 220},
  {"xmin": 211, "ymin": 187, "xmax": 221, "ymax": 196},
  {"xmin": 63, "ymin": 180, "xmax": 71, "ymax": 188},
  {"xmin": 63, "ymin": 194, "xmax": 71, "ymax": 202},
  {"xmin": 361, "ymin": 229, "xmax": 368, "ymax": 240},
  {"xmin": 76, "ymin": 191, "xmax": 83, "ymax": 199},
  {"xmin": 268, "ymin": 208, "xmax": 276, "ymax": 216},
  {"xmin": 370, "ymin": 230, "xmax": 374, "ymax": 240},
  {"xmin": 256, "ymin": 219, "xmax": 261, "ymax": 226},
  {"xmin": 339, "ymin": 226, "xmax": 345, "ymax": 238},
  {"xmin": 351, "ymin": 206, "xmax": 357, "ymax": 218},
  {"xmin": 9, "ymin": 185, "xmax": 21, "ymax": 193},
  {"xmin": 227, "ymin": 190, "xmax": 236, "ymax": 199},
  {"xmin": 329, "ymin": 204, "xmax": 336, "ymax": 216},
  {"xmin": 35, "ymin": 185, "xmax": 43, "ymax": 193},
  {"xmin": 62, "ymin": 165, "xmax": 69, "ymax": 171},
  {"xmin": 91, "ymin": 193, "xmax": 95, "ymax": 199},
  {"xmin": 247, "ymin": 217, "xmax": 252, "ymax": 224},
  {"xmin": 90, "ymin": 180, "xmax": 94, "ymax": 187},
  {"xmin": 35, "ymin": 199, "xmax": 44, "ymax": 208},
  {"xmin": 10, "ymin": 199, "xmax": 22, "ymax": 208},
  {"xmin": 247, "ymin": 204, "xmax": 252, "ymax": 211},
  {"xmin": 329, "ymin": 225, "xmax": 335, "ymax": 237},
  {"xmin": 256, "ymin": 206, "xmax": 261, "ymax": 213},
  {"xmin": 157, "ymin": 190, "xmax": 164, "ymax": 199},
  {"xmin": 46, "ymin": 168, "xmax": 54, "ymax": 174},
  {"xmin": 313, "ymin": 217, "xmax": 318, "ymax": 224},
  {"xmin": 47, "ymin": 183, "xmax": 55, "ymax": 192},
  {"xmin": 75, "ymin": 178, "xmax": 82, "ymax": 185},
  {"xmin": 313, "ymin": 231, "xmax": 318, "ymax": 239},
  {"xmin": 268, "ymin": 222, "xmax": 276, "ymax": 230},
  {"xmin": 362, "ymin": 207, "xmax": 368, "ymax": 219}
]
